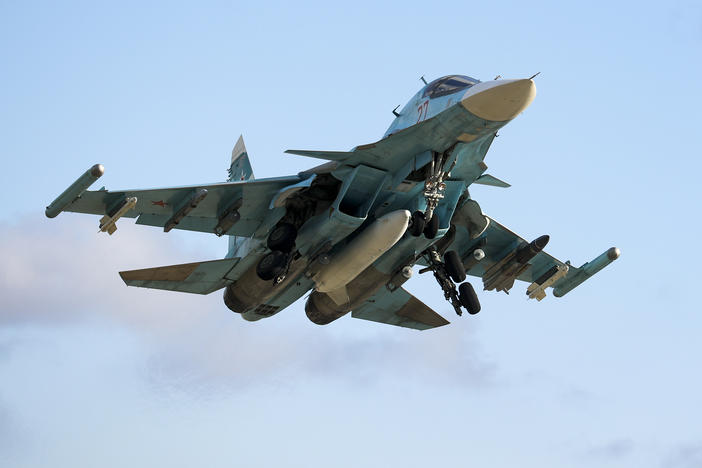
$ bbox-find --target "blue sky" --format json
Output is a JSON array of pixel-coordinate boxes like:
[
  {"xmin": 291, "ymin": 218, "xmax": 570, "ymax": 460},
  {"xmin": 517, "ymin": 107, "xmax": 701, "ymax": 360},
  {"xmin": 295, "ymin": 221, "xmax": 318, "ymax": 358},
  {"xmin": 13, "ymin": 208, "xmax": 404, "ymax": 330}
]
[{"xmin": 1, "ymin": 1, "xmax": 701, "ymax": 467}]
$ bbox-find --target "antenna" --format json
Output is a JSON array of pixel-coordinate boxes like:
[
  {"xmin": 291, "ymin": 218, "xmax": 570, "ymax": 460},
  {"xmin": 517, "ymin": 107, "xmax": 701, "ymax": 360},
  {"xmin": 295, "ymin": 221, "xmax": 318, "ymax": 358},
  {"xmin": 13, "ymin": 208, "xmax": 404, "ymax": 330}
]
[
  {"xmin": 420, "ymin": 76, "xmax": 427, "ymax": 85},
  {"xmin": 493, "ymin": 75, "xmax": 502, "ymax": 80},
  {"xmin": 529, "ymin": 72, "xmax": 541, "ymax": 80},
  {"xmin": 392, "ymin": 105, "xmax": 401, "ymax": 117}
]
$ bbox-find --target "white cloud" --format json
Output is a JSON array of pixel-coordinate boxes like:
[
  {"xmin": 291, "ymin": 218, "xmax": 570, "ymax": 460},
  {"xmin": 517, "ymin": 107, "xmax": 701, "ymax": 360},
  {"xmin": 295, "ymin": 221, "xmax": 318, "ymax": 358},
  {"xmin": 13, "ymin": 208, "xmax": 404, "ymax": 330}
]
[
  {"xmin": 0, "ymin": 215, "xmax": 497, "ymax": 391},
  {"xmin": 584, "ymin": 439, "xmax": 635, "ymax": 461},
  {"xmin": 663, "ymin": 442, "xmax": 702, "ymax": 468}
]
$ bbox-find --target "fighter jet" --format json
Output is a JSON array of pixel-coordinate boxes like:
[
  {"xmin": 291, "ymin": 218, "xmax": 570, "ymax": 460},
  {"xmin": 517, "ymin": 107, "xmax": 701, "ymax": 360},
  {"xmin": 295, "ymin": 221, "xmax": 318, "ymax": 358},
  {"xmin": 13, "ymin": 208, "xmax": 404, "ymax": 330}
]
[{"xmin": 46, "ymin": 74, "xmax": 619, "ymax": 330}]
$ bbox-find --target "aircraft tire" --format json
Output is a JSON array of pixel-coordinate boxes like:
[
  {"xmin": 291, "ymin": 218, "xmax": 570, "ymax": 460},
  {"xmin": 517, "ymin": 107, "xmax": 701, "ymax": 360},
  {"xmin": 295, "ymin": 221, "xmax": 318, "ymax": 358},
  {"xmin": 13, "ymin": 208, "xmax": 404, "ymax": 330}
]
[
  {"xmin": 409, "ymin": 211, "xmax": 426, "ymax": 237},
  {"xmin": 444, "ymin": 250, "xmax": 466, "ymax": 283},
  {"xmin": 267, "ymin": 223, "xmax": 297, "ymax": 252},
  {"xmin": 424, "ymin": 214, "xmax": 439, "ymax": 239},
  {"xmin": 459, "ymin": 282, "xmax": 481, "ymax": 315},
  {"xmin": 256, "ymin": 251, "xmax": 287, "ymax": 281}
]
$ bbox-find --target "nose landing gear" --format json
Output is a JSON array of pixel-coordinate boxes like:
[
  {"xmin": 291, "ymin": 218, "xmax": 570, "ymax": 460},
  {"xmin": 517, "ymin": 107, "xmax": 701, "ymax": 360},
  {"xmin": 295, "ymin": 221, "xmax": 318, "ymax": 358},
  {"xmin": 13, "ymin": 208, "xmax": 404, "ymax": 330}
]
[{"xmin": 407, "ymin": 146, "xmax": 457, "ymax": 240}]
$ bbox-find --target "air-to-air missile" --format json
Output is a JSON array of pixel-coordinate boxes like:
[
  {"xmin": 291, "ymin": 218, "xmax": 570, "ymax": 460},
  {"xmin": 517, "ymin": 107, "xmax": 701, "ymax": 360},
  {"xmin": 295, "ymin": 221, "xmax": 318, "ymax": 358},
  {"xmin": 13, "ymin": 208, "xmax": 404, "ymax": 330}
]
[{"xmin": 45, "ymin": 164, "xmax": 104, "ymax": 218}]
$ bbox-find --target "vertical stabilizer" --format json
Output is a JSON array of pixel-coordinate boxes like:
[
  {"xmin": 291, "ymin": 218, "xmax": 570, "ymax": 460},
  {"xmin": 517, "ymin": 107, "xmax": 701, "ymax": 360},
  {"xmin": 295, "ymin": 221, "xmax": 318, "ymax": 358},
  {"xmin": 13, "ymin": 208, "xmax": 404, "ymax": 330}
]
[
  {"xmin": 228, "ymin": 135, "xmax": 254, "ymax": 257},
  {"xmin": 228, "ymin": 135, "xmax": 254, "ymax": 182}
]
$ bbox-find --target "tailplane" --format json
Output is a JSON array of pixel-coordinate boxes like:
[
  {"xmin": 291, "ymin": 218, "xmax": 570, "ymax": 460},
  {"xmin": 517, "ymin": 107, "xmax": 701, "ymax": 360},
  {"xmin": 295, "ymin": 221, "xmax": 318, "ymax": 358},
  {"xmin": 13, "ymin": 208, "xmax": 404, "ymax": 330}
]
[
  {"xmin": 228, "ymin": 135, "xmax": 254, "ymax": 182},
  {"xmin": 119, "ymin": 258, "xmax": 240, "ymax": 294}
]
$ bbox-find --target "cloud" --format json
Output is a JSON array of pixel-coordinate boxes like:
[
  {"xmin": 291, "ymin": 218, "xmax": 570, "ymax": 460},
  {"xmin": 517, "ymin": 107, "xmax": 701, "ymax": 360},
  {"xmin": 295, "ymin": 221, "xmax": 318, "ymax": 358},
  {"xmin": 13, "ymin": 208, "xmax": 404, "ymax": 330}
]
[
  {"xmin": 0, "ymin": 399, "xmax": 22, "ymax": 461},
  {"xmin": 0, "ymin": 214, "xmax": 212, "ymax": 327},
  {"xmin": 663, "ymin": 442, "xmax": 702, "ymax": 468},
  {"xmin": 0, "ymin": 215, "xmax": 497, "ymax": 392},
  {"xmin": 584, "ymin": 439, "xmax": 635, "ymax": 461}
]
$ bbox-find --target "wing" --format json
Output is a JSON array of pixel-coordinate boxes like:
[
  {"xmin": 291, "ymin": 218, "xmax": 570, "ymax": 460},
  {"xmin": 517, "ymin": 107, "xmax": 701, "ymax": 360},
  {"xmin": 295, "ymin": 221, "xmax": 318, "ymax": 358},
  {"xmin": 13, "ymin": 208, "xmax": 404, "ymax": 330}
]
[
  {"xmin": 49, "ymin": 169, "xmax": 306, "ymax": 237},
  {"xmin": 286, "ymin": 104, "xmax": 472, "ymax": 173},
  {"xmin": 447, "ymin": 199, "xmax": 620, "ymax": 300},
  {"xmin": 351, "ymin": 286, "xmax": 450, "ymax": 330}
]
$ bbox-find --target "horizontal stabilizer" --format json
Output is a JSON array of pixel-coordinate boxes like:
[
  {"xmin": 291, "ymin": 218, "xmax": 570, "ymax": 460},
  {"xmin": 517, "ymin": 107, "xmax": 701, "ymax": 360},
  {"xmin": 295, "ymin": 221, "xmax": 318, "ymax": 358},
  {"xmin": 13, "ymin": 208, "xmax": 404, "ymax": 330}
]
[
  {"xmin": 119, "ymin": 257, "xmax": 240, "ymax": 294},
  {"xmin": 474, "ymin": 174, "xmax": 511, "ymax": 188},
  {"xmin": 352, "ymin": 287, "xmax": 449, "ymax": 330},
  {"xmin": 285, "ymin": 149, "xmax": 355, "ymax": 161}
]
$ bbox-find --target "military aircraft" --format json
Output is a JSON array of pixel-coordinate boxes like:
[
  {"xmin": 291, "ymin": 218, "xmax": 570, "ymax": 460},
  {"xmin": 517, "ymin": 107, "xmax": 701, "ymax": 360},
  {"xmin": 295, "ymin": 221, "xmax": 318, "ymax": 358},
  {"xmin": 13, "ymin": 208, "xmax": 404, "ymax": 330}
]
[{"xmin": 46, "ymin": 74, "xmax": 619, "ymax": 330}]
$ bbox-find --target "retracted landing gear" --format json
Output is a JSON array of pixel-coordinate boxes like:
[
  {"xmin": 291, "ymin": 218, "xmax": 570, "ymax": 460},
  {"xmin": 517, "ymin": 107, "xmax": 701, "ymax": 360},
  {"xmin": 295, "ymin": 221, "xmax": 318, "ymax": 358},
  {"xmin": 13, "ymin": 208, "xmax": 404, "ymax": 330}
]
[
  {"xmin": 267, "ymin": 222, "xmax": 297, "ymax": 252},
  {"xmin": 256, "ymin": 222, "xmax": 299, "ymax": 284},
  {"xmin": 420, "ymin": 246, "xmax": 481, "ymax": 316},
  {"xmin": 256, "ymin": 251, "xmax": 287, "ymax": 281}
]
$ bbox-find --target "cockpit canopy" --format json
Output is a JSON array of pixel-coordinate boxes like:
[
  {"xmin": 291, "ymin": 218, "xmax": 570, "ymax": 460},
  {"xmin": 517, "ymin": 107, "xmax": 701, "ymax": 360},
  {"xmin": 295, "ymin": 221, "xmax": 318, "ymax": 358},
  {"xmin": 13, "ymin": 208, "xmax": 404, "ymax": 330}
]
[{"xmin": 422, "ymin": 75, "xmax": 480, "ymax": 99}]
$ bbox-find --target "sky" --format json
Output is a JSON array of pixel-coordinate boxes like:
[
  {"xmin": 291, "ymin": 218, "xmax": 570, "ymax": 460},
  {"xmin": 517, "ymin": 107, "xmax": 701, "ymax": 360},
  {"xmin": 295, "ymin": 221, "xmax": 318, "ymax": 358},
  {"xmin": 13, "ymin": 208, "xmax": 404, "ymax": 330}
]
[{"xmin": 1, "ymin": 0, "xmax": 701, "ymax": 467}]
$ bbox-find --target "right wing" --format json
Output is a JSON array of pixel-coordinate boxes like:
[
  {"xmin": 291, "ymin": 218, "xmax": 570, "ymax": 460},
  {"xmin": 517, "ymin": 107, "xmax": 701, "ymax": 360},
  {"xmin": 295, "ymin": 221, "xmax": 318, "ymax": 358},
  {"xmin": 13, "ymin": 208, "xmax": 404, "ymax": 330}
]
[
  {"xmin": 352, "ymin": 286, "xmax": 449, "ymax": 330},
  {"xmin": 49, "ymin": 171, "xmax": 306, "ymax": 237}
]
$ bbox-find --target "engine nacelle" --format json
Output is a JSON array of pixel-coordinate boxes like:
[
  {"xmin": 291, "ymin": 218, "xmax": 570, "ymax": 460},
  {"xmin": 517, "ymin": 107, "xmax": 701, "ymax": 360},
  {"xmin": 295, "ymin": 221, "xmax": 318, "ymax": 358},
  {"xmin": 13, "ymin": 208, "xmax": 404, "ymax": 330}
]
[
  {"xmin": 222, "ymin": 265, "xmax": 283, "ymax": 321},
  {"xmin": 223, "ymin": 283, "xmax": 257, "ymax": 315},
  {"xmin": 304, "ymin": 264, "xmax": 399, "ymax": 325},
  {"xmin": 305, "ymin": 291, "xmax": 350, "ymax": 325}
]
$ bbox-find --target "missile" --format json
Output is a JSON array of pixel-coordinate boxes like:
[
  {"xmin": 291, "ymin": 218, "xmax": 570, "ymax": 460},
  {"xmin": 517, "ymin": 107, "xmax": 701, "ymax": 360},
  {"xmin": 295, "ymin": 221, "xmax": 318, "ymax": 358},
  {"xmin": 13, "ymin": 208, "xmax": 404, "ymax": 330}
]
[
  {"xmin": 483, "ymin": 235, "xmax": 550, "ymax": 293},
  {"xmin": 99, "ymin": 197, "xmax": 137, "ymax": 235},
  {"xmin": 313, "ymin": 210, "xmax": 410, "ymax": 300},
  {"xmin": 516, "ymin": 235, "xmax": 550, "ymax": 263},
  {"xmin": 526, "ymin": 264, "xmax": 569, "ymax": 301},
  {"xmin": 553, "ymin": 247, "xmax": 620, "ymax": 297},
  {"xmin": 45, "ymin": 164, "xmax": 104, "ymax": 218},
  {"xmin": 214, "ymin": 198, "xmax": 243, "ymax": 236},
  {"xmin": 164, "ymin": 188, "xmax": 208, "ymax": 232}
]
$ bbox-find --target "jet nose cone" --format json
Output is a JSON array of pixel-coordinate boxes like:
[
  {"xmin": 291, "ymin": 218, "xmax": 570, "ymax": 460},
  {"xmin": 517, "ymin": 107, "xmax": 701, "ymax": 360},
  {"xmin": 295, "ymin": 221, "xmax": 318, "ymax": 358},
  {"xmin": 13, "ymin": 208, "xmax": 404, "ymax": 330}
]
[{"xmin": 461, "ymin": 79, "xmax": 536, "ymax": 121}]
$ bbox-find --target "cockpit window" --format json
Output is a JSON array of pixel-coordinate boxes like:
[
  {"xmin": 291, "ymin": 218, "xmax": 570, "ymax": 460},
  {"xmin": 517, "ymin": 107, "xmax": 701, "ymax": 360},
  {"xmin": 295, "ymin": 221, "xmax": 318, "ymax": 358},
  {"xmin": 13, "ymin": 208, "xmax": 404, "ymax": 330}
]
[{"xmin": 423, "ymin": 75, "xmax": 479, "ymax": 98}]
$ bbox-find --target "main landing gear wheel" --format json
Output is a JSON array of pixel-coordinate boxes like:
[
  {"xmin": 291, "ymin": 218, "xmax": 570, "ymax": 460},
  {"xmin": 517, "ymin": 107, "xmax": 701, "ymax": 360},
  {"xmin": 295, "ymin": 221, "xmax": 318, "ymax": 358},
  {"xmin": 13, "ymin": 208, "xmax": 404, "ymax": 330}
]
[
  {"xmin": 256, "ymin": 251, "xmax": 287, "ymax": 281},
  {"xmin": 444, "ymin": 250, "xmax": 466, "ymax": 283},
  {"xmin": 423, "ymin": 213, "xmax": 439, "ymax": 239},
  {"xmin": 459, "ymin": 282, "xmax": 481, "ymax": 315},
  {"xmin": 267, "ymin": 222, "xmax": 297, "ymax": 253},
  {"xmin": 408, "ymin": 211, "xmax": 426, "ymax": 237}
]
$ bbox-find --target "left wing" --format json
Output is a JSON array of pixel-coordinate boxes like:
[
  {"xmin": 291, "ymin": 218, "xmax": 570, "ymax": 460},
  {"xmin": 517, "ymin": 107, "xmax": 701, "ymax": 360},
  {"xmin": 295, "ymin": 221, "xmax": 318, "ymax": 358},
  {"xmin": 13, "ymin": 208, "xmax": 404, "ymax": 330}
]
[
  {"xmin": 46, "ymin": 164, "xmax": 305, "ymax": 237},
  {"xmin": 352, "ymin": 286, "xmax": 450, "ymax": 330},
  {"xmin": 447, "ymin": 200, "xmax": 619, "ymax": 300}
]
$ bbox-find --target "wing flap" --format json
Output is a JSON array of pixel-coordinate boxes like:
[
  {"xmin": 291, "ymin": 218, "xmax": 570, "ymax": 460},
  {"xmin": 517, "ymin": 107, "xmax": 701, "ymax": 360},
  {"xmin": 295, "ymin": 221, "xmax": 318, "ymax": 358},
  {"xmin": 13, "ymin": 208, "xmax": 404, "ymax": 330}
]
[
  {"xmin": 352, "ymin": 287, "xmax": 449, "ymax": 330},
  {"xmin": 119, "ymin": 257, "xmax": 241, "ymax": 294}
]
